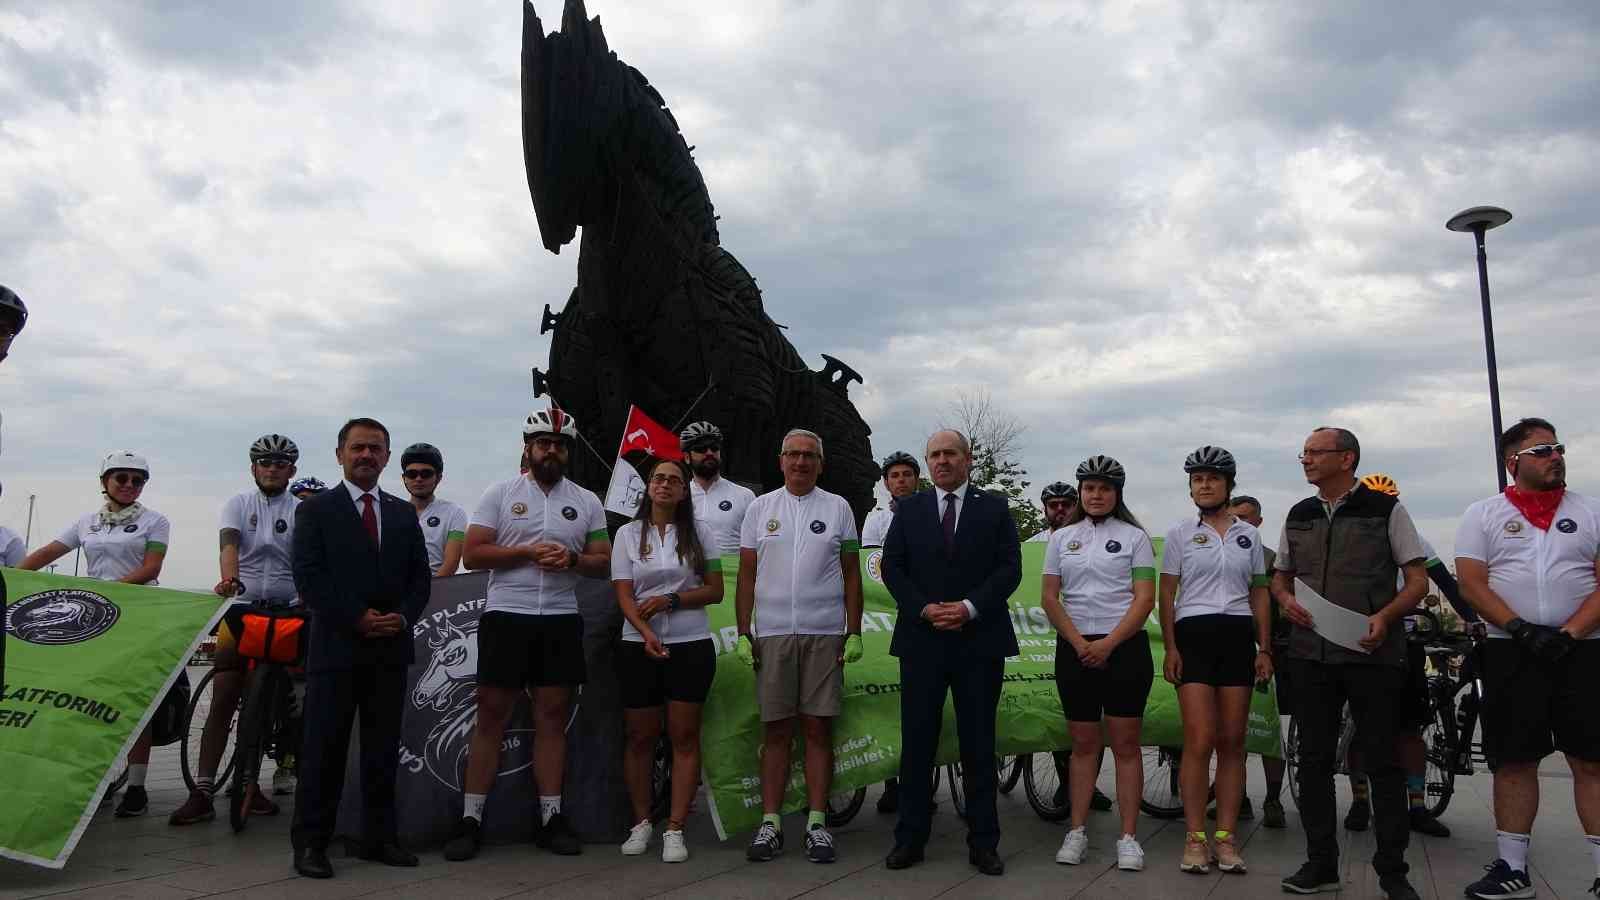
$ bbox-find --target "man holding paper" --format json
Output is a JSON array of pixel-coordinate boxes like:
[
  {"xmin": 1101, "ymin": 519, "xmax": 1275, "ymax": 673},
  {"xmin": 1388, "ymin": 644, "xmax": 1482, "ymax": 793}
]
[{"xmin": 1270, "ymin": 427, "xmax": 1428, "ymax": 900}]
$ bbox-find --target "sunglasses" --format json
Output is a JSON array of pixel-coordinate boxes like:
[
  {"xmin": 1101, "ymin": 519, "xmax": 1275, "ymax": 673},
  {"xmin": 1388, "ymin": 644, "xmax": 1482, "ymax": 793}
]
[
  {"xmin": 254, "ymin": 458, "xmax": 294, "ymax": 470},
  {"xmin": 689, "ymin": 443, "xmax": 722, "ymax": 454},
  {"xmin": 402, "ymin": 468, "xmax": 437, "ymax": 480},
  {"xmin": 1515, "ymin": 443, "xmax": 1566, "ymax": 460},
  {"xmin": 110, "ymin": 472, "xmax": 146, "ymax": 487}
]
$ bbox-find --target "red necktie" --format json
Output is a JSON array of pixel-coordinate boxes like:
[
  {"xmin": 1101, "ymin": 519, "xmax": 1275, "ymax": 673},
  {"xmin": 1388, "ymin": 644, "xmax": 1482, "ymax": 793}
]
[
  {"xmin": 361, "ymin": 494, "xmax": 379, "ymax": 545},
  {"xmin": 942, "ymin": 493, "xmax": 957, "ymax": 552}
]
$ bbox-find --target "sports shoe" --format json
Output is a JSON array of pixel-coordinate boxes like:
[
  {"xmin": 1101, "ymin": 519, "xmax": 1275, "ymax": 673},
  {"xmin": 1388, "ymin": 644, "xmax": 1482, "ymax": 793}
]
[
  {"xmin": 443, "ymin": 817, "xmax": 483, "ymax": 861},
  {"xmin": 1214, "ymin": 834, "xmax": 1246, "ymax": 874},
  {"xmin": 1408, "ymin": 807, "xmax": 1450, "ymax": 837},
  {"xmin": 537, "ymin": 812, "xmax": 583, "ymax": 855},
  {"xmin": 1463, "ymin": 859, "xmax": 1535, "ymax": 899},
  {"xmin": 1344, "ymin": 799, "xmax": 1370, "ymax": 832},
  {"xmin": 1587, "ymin": 876, "xmax": 1597, "ymax": 896},
  {"xmin": 1379, "ymin": 874, "xmax": 1420, "ymax": 900},
  {"xmin": 1180, "ymin": 835, "xmax": 1210, "ymax": 874},
  {"xmin": 1209, "ymin": 796, "xmax": 1255, "ymax": 821},
  {"xmin": 746, "ymin": 822, "xmax": 783, "ymax": 861},
  {"xmin": 661, "ymin": 829, "xmax": 688, "ymax": 863},
  {"xmin": 167, "ymin": 790, "xmax": 215, "ymax": 826},
  {"xmin": 1281, "ymin": 861, "xmax": 1341, "ymax": 894},
  {"xmin": 621, "ymin": 819, "xmax": 653, "ymax": 855},
  {"xmin": 1262, "ymin": 796, "xmax": 1287, "ymax": 829},
  {"xmin": 1055, "ymin": 826, "xmax": 1088, "ymax": 865},
  {"xmin": 804, "ymin": 824, "xmax": 836, "ymax": 864},
  {"xmin": 272, "ymin": 766, "xmax": 296, "ymax": 797},
  {"xmin": 1116, "ymin": 835, "xmax": 1144, "ymax": 871},
  {"xmin": 1091, "ymin": 787, "xmax": 1113, "ymax": 811},
  {"xmin": 114, "ymin": 785, "xmax": 148, "ymax": 818}
]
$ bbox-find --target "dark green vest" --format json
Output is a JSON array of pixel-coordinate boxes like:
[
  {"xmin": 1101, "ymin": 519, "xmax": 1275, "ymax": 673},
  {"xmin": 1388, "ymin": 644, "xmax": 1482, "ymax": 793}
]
[{"xmin": 1282, "ymin": 484, "xmax": 1404, "ymax": 667}]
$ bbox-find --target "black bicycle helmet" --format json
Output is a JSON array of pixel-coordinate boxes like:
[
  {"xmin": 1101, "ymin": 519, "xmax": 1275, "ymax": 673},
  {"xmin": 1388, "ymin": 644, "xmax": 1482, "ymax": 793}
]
[
  {"xmin": 1075, "ymin": 455, "xmax": 1126, "ymax": 488},
  {"xmin": 1183, "ymin": 445, "xmax": 1236, "ymax": 477},
  {"xmin": 0, "ymin": 284, "xmax": 27, "ymax": 333},
  {"xmin": 401, "ymin": 442, "xmax": 444, "ymax": 473},
  {"xmin": 679, "ymin": 421, "xmax": 723, "ymax": 451},
  {"xmin": 249, "ymin": 433, "xmax": 299, "ymax": 463},
  {"xmin": 1040, "ymin": 481, "xmax": 1078, "ymax": 503},
  {"xmin": 880, "ymin": 451, "xmax": 920, "ymax": 478}
]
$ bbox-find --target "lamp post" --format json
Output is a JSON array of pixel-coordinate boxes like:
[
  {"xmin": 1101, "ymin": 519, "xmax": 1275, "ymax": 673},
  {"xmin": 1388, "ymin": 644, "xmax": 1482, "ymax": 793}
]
[{"xmin": 1446, "ymin": 205, "xmax": 1513, "ymax": 491}]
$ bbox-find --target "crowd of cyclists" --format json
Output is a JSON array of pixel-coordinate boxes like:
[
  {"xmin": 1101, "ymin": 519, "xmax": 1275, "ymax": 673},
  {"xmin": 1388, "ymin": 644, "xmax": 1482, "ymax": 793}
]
[{"xmin": 0, "ymin": 313, "xmax": 1593, "ymax": 897}]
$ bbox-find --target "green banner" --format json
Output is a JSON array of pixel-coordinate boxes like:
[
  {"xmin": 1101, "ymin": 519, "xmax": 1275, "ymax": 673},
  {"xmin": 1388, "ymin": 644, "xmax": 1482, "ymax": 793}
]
[
  {"xmin": 701, "ymin": 539, "xmax": 1281, "ymax": 839},
  {"xmin": 0, "ymin": 570, "xmax": 227, "ymax": 868}
]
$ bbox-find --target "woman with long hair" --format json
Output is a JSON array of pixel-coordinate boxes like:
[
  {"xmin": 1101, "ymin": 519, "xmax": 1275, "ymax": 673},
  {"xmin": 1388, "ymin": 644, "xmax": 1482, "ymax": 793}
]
[
  {"xmin": 1157, "ymin": 446, "xmax": 1272, "ymax": 875},
  {"xmin": 611, "ymin": 457, "xmax": 724, "ymax": 863},
  {"xmin": 1041, "ymin": 454, "xmax": 1156, "ymax": 871}
]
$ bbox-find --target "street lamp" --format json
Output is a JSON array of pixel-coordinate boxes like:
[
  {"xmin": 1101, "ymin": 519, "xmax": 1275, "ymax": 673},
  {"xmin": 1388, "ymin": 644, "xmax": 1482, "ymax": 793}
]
[{"xmin": 1446, "ymin": 205, "xmax": 1513, "ymax": 491}]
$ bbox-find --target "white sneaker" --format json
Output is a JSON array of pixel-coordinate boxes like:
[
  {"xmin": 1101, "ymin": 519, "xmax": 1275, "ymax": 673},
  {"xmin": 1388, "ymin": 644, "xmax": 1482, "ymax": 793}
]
[
  {"xmin": 661, "ymin": 829, "xmax": 688, "ymax": 863},
  {"xmin": 271, "ymin": 768, "xmax": 296, "ymax": 797},
  {"xmin": 1055, "ymin": 827, "xmax": 1088, "ymax": 865},
  {"xmin": 1116, "ymin": 834, "xmax": 1145, "ymax": 871},
  {"xmin": 621, "ymin": 819, "xmax": 653, "ymax": 855}
]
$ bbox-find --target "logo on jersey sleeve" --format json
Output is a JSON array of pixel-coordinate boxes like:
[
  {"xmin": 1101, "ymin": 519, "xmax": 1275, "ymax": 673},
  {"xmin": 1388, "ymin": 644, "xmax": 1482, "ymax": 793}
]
[
  {"xmin": 511, "ymin": 502, "xmax": 528, "ymax": 516},
  {"xmin": 1557, "ymin": 518, "xmax": 1578, "ymax": 534},
  {"xmin": 250, "ymin": 513, "xmax": 259, "ymax": 528},
  {"xmin": 719, "ymin": 500, "xmax": 733, "ymax": 512},
  {"xmin": 561, "ymin": 506, "xmax": 578, "ymax": 521},
  {"xmin": 1066, "ymin": 540, "xmax": 1083, "ymax": 552},
  {"xmin": 1192, "ymin": 533, "xmax": 1209, "ymax": 545},
  {"xmin": 1236, "ymin": 535, "xmax": 1253, "ymax": 549},
  {"xmin": 1504, "ymin": 520, "xmax": 1523, "ymax": 534},
  {"xmin": 427, "ymin": 515, "xmax": 441, "ymax": 528},
  {"xmin": 809, "ymin": 520, "xmax": 826, "ymax": 534},
  {"xmin": 275, "ymin": 519, "xmax": 289, "ymax": 534},
  {"xmin": 123, "ymin": 524, "xmax": 139, "ymax": 534},
  {"xmin": 765, "ymin": 518, "xmax": 781, "ymax": 534},
  {"xmin": 1105, "ymin": 540, "xmax": 1122, "ymax": 553}
]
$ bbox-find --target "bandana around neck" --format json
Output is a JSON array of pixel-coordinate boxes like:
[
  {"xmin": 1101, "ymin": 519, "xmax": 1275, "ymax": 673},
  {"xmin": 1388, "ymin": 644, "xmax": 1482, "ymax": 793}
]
[
  {"xmin": 98, "ymin": 500, "xmax": 144, "ymax": 528},
  {"xmin": 1504, "ymin": 485, "xmax": 1564, "ymax": 531}
]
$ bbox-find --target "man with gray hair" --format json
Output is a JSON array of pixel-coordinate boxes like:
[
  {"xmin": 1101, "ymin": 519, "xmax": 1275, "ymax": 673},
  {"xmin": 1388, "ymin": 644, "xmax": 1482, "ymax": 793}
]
[{"xmin": 735, "ymin": 428, "xmax": 864, "ymax": 864}]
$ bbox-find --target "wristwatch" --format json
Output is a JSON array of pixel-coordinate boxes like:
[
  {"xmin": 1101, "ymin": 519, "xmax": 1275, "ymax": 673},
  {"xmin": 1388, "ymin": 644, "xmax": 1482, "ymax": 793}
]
[
  {"xmin": 1504, "ymin": 616, "xmax": 1527, "ymax": 635},
  {"xmin": 667, "ymin": 592, "xmax": 681, "ymax": 612}
]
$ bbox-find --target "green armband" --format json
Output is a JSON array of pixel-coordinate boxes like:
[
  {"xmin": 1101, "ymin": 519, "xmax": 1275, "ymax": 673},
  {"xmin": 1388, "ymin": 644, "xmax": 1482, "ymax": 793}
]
[
  {"xmin": 1131, "ymin": 566, "xmax": 1156, "ymax": 583},
  {"xmin": 586, "ymin": 529, "xmax": 608, "ymax": 542},
  {"xmin": 842, "ymin": 539, "xmax": 861, "ymax": 553},
  {"xmin": 447, "ymin": 530, "xmax": 466, "ymax": 542},
  {"xmin": 145, "ymin": 541, "xmax": 168, "ymax": 554},
  {"xmin": 1250, "ymin": 574, "xmax": 1270, "ymax": 588},
  {"xmin": 704, "ymin": 557, "xmax": 722, "ymax": 575}
]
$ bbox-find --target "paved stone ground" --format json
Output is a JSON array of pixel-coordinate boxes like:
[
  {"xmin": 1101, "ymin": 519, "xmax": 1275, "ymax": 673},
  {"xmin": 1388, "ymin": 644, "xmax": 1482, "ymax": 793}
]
[{"xmin": 2, "ymin": 740, "xmax": 1594, "ymax": 898}]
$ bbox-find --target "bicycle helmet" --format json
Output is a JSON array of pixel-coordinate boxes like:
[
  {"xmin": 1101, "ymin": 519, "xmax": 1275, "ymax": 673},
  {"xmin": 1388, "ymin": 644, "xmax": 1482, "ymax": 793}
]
[
  {"xmin": 0, "ymin": 284, "xmax": 27, "ymax": 333},
  {"xmin": 100, "ymin": 450, "xmax": 150, "ymax": 478},
  {"xmin": 524, "ymin": 406, "xmax": 579, "ymax": 440},
  {"xmin": 1360, "ymin": 472, "xmax": 1399, "ymax": 496},
  {"xmin": 1040, "ymin": 481, "xmax": 1078, "ymax": 503},
  {"xmin": 880, "ymin": 451, "xmax": 920, "ymax": 478},
  {"xmin": 1075, "ymin": 455, "xmax": 1126, "ymax": 488},
  {"xmin": 680, "ymin": 421, "xmax": 723, "ymax": 451},
  {"xmin": 401, "ymin": 442, "xmax": 444, "ymax": 473},
  {"xmin": 249, "ymin": 433, "xmax": 299, "ymax": 464},
  {"xmin": 289, "ymin": 476, "xmax": 328, "ymax": 495},
  {"xmin": 1183, "ymin": 445, "xmax": 1237, "ymax": 478}
]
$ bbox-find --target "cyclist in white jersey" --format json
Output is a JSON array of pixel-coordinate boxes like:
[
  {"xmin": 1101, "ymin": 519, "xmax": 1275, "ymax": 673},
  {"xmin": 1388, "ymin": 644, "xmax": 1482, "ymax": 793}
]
[
  {"xmin": 399, "ymin": 442, "xmax": 467, "ymax": 576},
  {"xmin": 444, "ymin": 408, "xmax": 611, "ymax": 862},
  {"xmin": 735, "ymin": 429, "xmax": 863, "ymax": 865},
  {"xmin": 169, "ymin": 434, "xmax": 302, "ymax": 825},
  {"xmin": 21, "ymin": 451, "xmax": 170, "ymax": 818},
  {"xmin": 681, "ymin": 421, "xmax": 756, "ymax": 557},
  {"xmin": 861, "ymin": 451, "xmax": 920, "ymax": 549}
]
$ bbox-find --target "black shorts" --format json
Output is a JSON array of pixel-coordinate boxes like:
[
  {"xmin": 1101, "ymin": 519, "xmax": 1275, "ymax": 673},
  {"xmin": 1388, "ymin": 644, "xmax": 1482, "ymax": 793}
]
[
  {"xmin": 1175, "ymin": 613, "xmax": 1257, "ymax": 687},
  {"xmin": 616, "ymin": 638, "xmax": 716, "ymax": 709},
  {"xmin": 1056, "ymin": 635, "xmax": 1154, "ymax": 721},
  {"xmin": 1397, "ymin": 648, "xmax": 1429, "ymax": 730},
  {"xmin": 477, "ymin": 611, "xmax": 586, "ymax": 690},
  {"xmin": 1480, "ymin": 637, "xmax": 1600, "ymax": 766}
]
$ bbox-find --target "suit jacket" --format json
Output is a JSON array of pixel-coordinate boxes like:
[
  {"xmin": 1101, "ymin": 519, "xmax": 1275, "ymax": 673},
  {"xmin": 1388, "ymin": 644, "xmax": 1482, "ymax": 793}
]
[
  {"xmin": 882, "ymin": 486, "xmax": 1022, "ymax": 660},
  {"xmin": 292, "ymin": 485, "xmax": 431, "ymax": 674}
]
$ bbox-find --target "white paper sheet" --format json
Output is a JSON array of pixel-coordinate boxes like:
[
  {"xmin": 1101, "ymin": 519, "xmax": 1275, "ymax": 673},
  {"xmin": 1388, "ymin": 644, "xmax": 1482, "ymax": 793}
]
[{"xmin": 1294, "ymin": 579, "xmax": 1373, "ymax": 654}]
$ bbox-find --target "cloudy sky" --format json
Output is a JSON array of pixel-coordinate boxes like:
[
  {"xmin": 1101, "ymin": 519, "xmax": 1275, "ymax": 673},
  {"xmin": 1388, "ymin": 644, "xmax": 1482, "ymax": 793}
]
[{"xmin": 2, "ymin": 0, "xmax": 1596, "ymax": 589}]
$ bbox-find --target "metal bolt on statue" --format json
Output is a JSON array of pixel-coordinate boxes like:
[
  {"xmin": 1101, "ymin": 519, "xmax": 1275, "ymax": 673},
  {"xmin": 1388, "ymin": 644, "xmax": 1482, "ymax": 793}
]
[{"xmin": 521, "ymin": 0, "xmax": 877, "ymax": 524}]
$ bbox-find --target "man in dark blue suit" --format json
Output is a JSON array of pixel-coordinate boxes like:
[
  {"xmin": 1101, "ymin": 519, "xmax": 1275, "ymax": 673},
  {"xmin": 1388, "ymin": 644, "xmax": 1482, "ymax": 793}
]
[
  {"xmin": 290, "ymin": 418, "xmax": 431, "ymax": 879},
  {"xmin": 881, "ymin": 429, "xmax": 1021, "ymax": 876}
]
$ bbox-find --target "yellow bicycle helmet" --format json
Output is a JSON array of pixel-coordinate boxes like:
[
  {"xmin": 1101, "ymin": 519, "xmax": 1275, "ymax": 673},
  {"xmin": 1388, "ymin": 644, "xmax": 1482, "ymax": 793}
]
[{"xmin": 1360, "ymin": 472, "xmax": 1399, "ymax": 496}]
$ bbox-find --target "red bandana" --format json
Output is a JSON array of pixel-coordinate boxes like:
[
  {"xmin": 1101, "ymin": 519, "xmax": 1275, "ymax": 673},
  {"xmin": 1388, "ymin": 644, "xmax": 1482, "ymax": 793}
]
[{"xmin": 1504, "ymin": 485, "xmax": 1565, "ymax": 531}]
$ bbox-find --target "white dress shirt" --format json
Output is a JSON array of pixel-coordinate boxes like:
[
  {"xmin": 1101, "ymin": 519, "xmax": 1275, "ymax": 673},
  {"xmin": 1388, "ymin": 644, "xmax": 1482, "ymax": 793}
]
[
  {"xmin": 342, "ymin": 480, "xmax": 382, "ymax": 546},
  {"xmin": 933, "ymin": 481, "xmax": 980, "ymax": 621}
]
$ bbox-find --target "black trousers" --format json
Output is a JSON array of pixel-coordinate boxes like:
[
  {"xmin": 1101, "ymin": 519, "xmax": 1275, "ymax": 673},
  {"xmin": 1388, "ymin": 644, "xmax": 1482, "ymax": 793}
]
[
  {"xmin": 291, "ymin": 665, "xmax": 405, "ymax": 851},
  {"xmin": 894, "ymin": 653, "xmax": 1003, "ymax": 851},
  {"xmin": 1292, "ymin": 659, "xmax": 1409, "ymax": 877}
]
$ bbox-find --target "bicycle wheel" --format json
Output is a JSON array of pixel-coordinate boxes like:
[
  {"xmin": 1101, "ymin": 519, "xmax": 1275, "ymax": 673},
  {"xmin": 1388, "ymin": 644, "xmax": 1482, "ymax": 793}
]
[
  {"xmin": 998, "ymin": 755, "xmax": 1023, "ymax": 794},
  {"xmin": 1421, "ymin": 676, "xmax": 1465, "ymax": 818},
  {"xmin": 230, "ymin": 666, "xmax": 278, "ymax": 833},
  {"xmin": 181, "ymin": 668, "xmax": 239, "ymax": 793},
  {"xmin": 1284, "ymin": 716, "xmax": 1301, "ymax": 811},
  {"xmin": 825, "ymin": 787, "xmax": 866, "ymax": 827},
  {"xmin": 1139, "ymin": 746, "xmax": 1184, "ymax": 819},
  {"xmin": 1022, "ymin": 751, "xmax": 1070, "ymax": 821},
  {"xmin": 947, "ymin": 763, "xmax": 966, "ymax": 820}
]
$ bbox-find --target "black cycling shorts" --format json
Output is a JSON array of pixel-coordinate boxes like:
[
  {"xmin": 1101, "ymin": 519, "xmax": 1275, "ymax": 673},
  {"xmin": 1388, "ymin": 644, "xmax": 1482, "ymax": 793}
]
[
  {"xmin": 1175, "ymin": 613, "xmax": 1257, "ymax": 687},
  {"xmin": 1056, "ymin": 634, "xmax": 1154, "ymax": 722},
  {"xmin": 616, "ymin": 638, "xmax": 716, "ymax": 709},
  {"xmin": 477, "ymin": 611, "xmax": 586, "ymax": 690},
  {"xmin": 1480, "ymin": 637, "xmax": 1600, "ymax": 766}
]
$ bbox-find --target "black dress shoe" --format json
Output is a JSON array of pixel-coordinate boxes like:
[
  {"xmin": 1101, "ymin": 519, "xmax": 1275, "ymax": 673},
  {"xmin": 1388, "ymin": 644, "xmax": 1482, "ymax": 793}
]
[
  {"xmin": 357, "ymin": 841, "xmax": 419, "ymax": 867},
  {"xmin": 884, "ymin": 844, "xmax": 925, "ymax": 870},
  {"xmin": 970, "ymin": 847, "xmax": 1004, "ymax": 876},
  {"xmin": 294, "ymin": 846, "xmax": 334, "ymax": 879}
]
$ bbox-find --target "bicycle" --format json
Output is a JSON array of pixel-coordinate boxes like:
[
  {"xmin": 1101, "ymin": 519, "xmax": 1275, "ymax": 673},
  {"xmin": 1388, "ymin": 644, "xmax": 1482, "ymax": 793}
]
[
  {"xmin": 946, "ymin": 756, "xmax": 1019, "ymax": 819},
  {"xmin": 1418, "ymin": 622, "xmax": 1486, "ymax": 818},
  {"xmin": 180, "ymin": 659, "xmax": 239, "ymax": 793},
  {"xmin": 825, "ymin": 767, "xmax": 940, "ymax": 827},
  {"xmin": 222, "ymin": 604, "xmax": 307, "ymax": 833}
]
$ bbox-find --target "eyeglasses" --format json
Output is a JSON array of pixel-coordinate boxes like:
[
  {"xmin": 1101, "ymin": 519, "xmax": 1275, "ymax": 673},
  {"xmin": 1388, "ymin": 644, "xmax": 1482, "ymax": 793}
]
[
  {"xmin": 254, "ymin": 458, "xmax": 294, "ymax": 470},
  {"xmin": 781, "ymin": 450, "xmax": 820, "ymax": 461},
  {"xmin": 649, "ymin": 474, "xmax": 685, "ymax": 486},
  {"xmin": 110, "ymin": 472, "xmax": 146, "ymax": 487},
  {"xmin": 1515, "ymin": 443, "xmax": 1566, "ymax": 460},
  {"xmin": 1297, "ymin": 448, "xmax": 1344, "ymax": 461},
  {"xmin": 402, "ymin": 468, "xmax": 437, "ymax": 480}
]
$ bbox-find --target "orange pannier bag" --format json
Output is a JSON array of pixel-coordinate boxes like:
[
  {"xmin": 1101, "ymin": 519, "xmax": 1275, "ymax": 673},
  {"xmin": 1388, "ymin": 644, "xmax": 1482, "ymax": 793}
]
[{"xmin": 227, "ymin": 606, "xmax": 307, "ymax": 665}]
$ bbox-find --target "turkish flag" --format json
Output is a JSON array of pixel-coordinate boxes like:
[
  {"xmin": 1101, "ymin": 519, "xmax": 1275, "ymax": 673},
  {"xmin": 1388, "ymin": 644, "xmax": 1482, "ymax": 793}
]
[{"xmin": 604, "ymin": 405, "xmax": 682, "ymax": 516}]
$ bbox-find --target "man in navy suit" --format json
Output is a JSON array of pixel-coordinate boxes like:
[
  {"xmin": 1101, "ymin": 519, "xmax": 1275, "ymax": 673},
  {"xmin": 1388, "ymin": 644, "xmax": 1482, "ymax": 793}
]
[
  {"xmin": 290, "ymin": 417, "xmax": 431, "ymax": 878},
  {"xmin": 881, "ymin": 430, "xmax": 1022, "ymax": 876}
]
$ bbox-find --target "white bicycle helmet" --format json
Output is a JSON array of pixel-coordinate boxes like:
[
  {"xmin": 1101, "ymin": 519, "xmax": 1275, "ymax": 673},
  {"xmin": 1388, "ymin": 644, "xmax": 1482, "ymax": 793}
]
[
  {"xmin": 101, "ymin": 450, "xmax": 150, "ymax": 478},
  {"xmin": 524, "ymin": 407, "xmax": 579, "ymax": 440}
]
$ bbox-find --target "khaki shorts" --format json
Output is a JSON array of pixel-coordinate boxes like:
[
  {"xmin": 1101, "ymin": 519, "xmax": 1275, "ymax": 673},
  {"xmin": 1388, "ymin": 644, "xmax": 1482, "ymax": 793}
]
[{"xmin": 754, "ymin": 634, "xmax": 844, "ymax": 722}]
